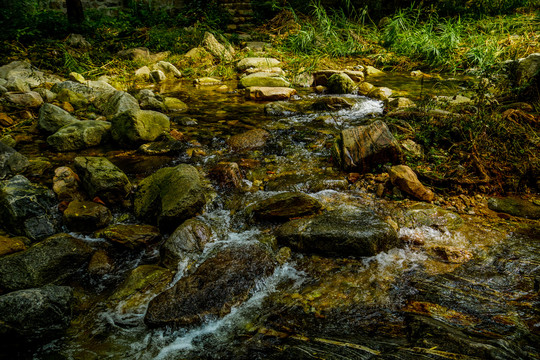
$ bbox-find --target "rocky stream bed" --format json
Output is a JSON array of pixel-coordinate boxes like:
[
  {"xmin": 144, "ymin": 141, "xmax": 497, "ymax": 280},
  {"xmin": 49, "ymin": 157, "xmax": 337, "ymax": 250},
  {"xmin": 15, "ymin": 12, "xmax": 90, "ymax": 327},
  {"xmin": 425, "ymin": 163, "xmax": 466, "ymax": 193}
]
[{"xmin": 0, "ymin": 44, "xmax": 539, "ymax": 359}]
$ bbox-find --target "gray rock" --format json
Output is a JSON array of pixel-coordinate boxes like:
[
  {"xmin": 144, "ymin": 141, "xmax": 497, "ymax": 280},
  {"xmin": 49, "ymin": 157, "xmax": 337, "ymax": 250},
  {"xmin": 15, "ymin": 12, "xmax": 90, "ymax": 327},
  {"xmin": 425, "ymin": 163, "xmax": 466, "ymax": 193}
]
[
  {"xmin": 0, "ymin": 85, "xmax": 7, "ymax": 96},
  {"xmin": 96, "ymin": 90, "xmax": 140, "ymax": 118},
  {"xmin": 160, "ymin": 219, "xmax": 213, "ymax": 270},
  {"xmin": 202, "ymin": 32, "xmax": 234, "ymax": 62},
  {"xmin": 332, "ymin": 120, "xmax": 403, "ymax": 172},
  {"xmin": 0, "ymin": 285, "xmax": 73, "ymax": 342},
  {"xmin": 55, "ymin": 88, "xmax": 89, "ymax": 109},
  {"xmin": 248, "ymin": 192, "xmax": 323, "ymax": 222},
  {"xmin": 38, "ymin": 103, "xmax": 79, "ymax": 133},
  {"xmin": 145, "ymin": 243, "xmax": 276, "ymax": 328},
  {"xmin": 0, "ymin": 233, "xmax": 92, "ymax": 292},
  {"xmin": 150, "ymin": 70, "xmax": 166, "ymax": 83},
  {"xmin": 6, "ymin": 76, "xmax": 30, "ymax": 92},
  {"xmin": 137, "ymin": 89, "xmax": 165, "ymax": 111},
  {"xmin": 66, "ymin": 33, "xmax": 91, "ymax": 48},
  {"xmin": 34, "ymin": 88, "xmax": 56, "ymax": 102},
  {"xmin": 46, "ymin": 120, "xmax": 111, "ymax": 152},
  {"xmin": 134, "ymin": 164, "xmax": 207, "ymax": 232},
  {"xmin": 73, "ymin": 156, "xmax": 132, "ymax": 205},
  {"xmin": 95, "ymin": 224, "xmax": 161, "ymax": 249},
  {"xmin": 0, "ymin": 61, "xmax": 46, "ymax": 87},
  {"xmin": 111, "ymin": 109, "xmax": 169, "ymax": 145},
  {"xmin": 276, "ymin": 209, "xmax": 399, "ymax": 257},
  {"xmin": 0, "ymin": 175, "xmax": 58, "ymax": 241},
  {"xmin": 3, "ymin": 91, "xmax": 43, "ymax": 108},
  {"xmin": 152, "ymin": 61, "xmax": 181, "ymax": 78},
  {"xmin": 488, "ymin": 197, "xmax": 540, "ymax": 219},
  {"xmin": 51, "ymin": 80, "xmax": 115, "ymax": 103},
  {"xmin": 517, "ymin": 53, "xmax": 540, "ymax": 86},
  {"xmin": 0, "ymin": 142, "xmax": 29, "ymax": 180}
]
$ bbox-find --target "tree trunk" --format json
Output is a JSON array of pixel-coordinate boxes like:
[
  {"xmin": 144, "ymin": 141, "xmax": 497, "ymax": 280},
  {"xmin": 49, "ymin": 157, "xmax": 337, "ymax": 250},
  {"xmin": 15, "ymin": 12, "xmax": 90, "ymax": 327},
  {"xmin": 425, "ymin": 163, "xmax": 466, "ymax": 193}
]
[{"xmin": 66, "ymin": 0, "xmax": 85, "ymax": 24}]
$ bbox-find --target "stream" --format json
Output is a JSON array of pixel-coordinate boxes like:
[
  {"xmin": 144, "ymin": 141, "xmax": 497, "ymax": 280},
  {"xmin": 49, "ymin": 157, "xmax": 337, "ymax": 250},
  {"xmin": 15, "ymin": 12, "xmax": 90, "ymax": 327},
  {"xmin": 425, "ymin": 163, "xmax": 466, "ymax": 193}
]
[{"xmin": 5, "ymin": 76, "xmax": 539, "ymax": 360}]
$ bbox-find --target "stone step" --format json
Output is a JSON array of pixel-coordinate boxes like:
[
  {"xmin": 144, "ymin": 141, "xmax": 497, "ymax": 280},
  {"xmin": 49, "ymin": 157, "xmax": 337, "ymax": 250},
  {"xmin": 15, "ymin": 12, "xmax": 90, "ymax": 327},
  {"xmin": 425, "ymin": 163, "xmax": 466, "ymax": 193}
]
[{"xmin": 221, "ymin": 4, "xmax": 252, "ymax": 11}]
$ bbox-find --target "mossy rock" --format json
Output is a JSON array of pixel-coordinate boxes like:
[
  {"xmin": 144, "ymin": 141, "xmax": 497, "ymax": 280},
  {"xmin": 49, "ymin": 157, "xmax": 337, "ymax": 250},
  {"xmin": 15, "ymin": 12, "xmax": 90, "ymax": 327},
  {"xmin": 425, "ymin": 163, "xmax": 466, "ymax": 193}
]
[
  {"xmin": 111, "ymin": 110, "xmax": 170, "ymax": 146},
  {"xmin": 327, "ymin": 73, "xmax": 355, "ymax": 94}
]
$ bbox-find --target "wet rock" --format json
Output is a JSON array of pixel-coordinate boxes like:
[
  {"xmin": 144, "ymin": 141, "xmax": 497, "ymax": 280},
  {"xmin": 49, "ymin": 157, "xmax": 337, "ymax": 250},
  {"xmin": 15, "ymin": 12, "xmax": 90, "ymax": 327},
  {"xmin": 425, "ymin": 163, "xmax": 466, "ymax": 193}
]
[
  {"xmin": 95, "ymin": 224, "xmax": 161, "ymax": 249},
  {"xmin": 389, "ymin": 165, "xmax": 434, "ymax": 202},
  {"xmin": 332, "ymin": 120, "xmax": 402, "ymax": 172},
  {"xmin": 0, "ymin": 235, "xmax": 27, "ymax": 257},
  {"xmin": 0, "ymin": 285, "xmax": 73, "ymax": 343},
  {"xmin": 292, "ymin": 72, "xmax": 314, "ymax": 87},
  {"xmin": 202, "ymin": 32, "xmax": 234, "ymax": 61},
  {"xmin": 163, "ymin": 97, "xmax": 188, "ymax": 112},
  {"xmin": 37, "ymin": 103, "xmax": 79, "ymax": 133},
  {"xmin": 309, "ymin": 96, "xmax": 354, "ymax": 111},
  {"xmin": 357, "ymin": 81, "xmax": 375, "ymax": 95},
  {"xmin": 52, "ymin": 166, "xmax": 84, "ymax": 202},
  {"xmin": 160, "ymin": 218, "xmax": 213, "ymax": 270},
  {"xmin": 227, "ymin": 128, "xmax": 270, "ymax": 152},
  {"xmin": 73, "ymin": 156, "xmax": 132, "ymax": 205},
  {"xmin": 209, "ymin": 162, "xmax": 244, "ymax": 189},
  {"xmin": 488, "ymin": 197, "xmax": 540, "ymax": 219},
  {"xmin": 0, "ymin": 141, "xmax": 29, "ymax": 180},
  {"xmin": 0, "ymin": 175, "xmax": 58, "ymax": 241},
  {"xmin": 402, "ymin": 203, "xmax": 463, "ymax": 230},
  {"xmin": 246, "ymin": 86, "xmax": 296, "ymax": 101},
  {"xmin": 111, "ymin": 109, "xmax": 170, "ymax": 145},
  {"xmin": 244, "ymin": 67, "xmax": 285, "ymax": 76},
  {"xmin": 237, "ymin": 57, "xmax": 280, "ymax": 71},
  {"xmin": 26, "ymin": 157, "xmax": 52, "ymax": 177},
  {"xmin": 194, "ymin": 77, "xmax": 222, "ymax": 86},
  {"xmin": 108, "ymin": 265, "xmax": 172, "ymax": 314},
  {"xmin": 516, "ymin": 53, "xmax": 540, "ymax": 86},
  {"xmin": 249, "ymin": 192, "xmax": 323, "ymax": 222},
  {"xmin": 63, "ymin": 200, "xmax": 112, "ymax": 232},
  {"xmin": 0, "ymin": 233, "xmax": 92, "ymax": 292},
  {"xmin": 87, "ymin": 249, "xmax": 114, "ymax": 276},
  {"xmin": 327, "ymin": 73, "xmax": 355, "ymax": 94},
  {"xmin": 313, "ymin": 70, "xmax": 364, "ymax": 87},
  {"xmin": 368, "ymin": 86, "xmax": 393, "ymax": 101},
  {"xmin": 137, "ymin": 89, "xmax": 165, "ymax": 111},
  {"xmin": 138, "ymin": 138, "xmax": 185, "ymax": 155},
  {"xmin": 145, "ymin": 243, "xmax": 276, "ymax": 328},
  {"xmin": 151, "ymin": 61, "xmax": 182, "ymax": 78},
  {"xmin": 427, "ymin": 245, "xmax": 473, "ymax": 264},
  {"xmin": 4, "ymin": 91, "xmax": 43, "ymax": 108},
  {"xmin": 96, "ymin": 90, "xmax": 140, "ymax": 118},
  {"xmin": 46, "ymin": 120, "xmax": 111, "ymax": 152},
  {"xmin": 276, "ymin": 209, "xmax": 399, "ymax": 257},
  {"xmin": 55, "ymin": 88, "xmax": 89, "ymax": 109},
  {"xmin": 239, "ymin": 72, "xmax": 290, "ymax": 88},
  {"xmin": 134, "ymin": 164, "xmax": 207, "ymax": 232}
]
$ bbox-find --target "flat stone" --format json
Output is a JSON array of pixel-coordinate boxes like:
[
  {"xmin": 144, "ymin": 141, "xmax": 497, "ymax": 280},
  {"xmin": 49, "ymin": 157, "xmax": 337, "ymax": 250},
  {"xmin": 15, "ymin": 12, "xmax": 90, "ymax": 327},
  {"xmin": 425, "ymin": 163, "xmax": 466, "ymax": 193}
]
[{"xmin": 246, "ymin": 86, "xmax": 297, "ymax": 101}]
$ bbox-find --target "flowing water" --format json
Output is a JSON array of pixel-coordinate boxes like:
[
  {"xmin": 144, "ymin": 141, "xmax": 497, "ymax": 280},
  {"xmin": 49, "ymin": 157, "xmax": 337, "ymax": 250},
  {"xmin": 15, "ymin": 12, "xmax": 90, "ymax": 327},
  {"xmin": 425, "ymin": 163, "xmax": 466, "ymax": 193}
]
[{"xmin": 10, "ymin": 78, "xmax": 538, "ymax": 359}]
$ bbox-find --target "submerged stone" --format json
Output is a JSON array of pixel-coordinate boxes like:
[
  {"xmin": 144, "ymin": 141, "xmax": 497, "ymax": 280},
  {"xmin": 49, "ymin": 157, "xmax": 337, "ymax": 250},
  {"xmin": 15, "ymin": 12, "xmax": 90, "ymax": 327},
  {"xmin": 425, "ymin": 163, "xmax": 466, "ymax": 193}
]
[{"xmin": 227, "ymin": 128, "xmax": 270, "ymax": 152}]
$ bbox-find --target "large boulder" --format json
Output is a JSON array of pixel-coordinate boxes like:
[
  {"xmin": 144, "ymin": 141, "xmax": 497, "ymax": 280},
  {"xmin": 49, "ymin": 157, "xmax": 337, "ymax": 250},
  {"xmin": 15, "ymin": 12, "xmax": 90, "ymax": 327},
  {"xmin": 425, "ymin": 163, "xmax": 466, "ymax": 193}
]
[
  {"xmin": 0, "ymin": 142, "xmax": 29, "ymax": 180},
  {"xmin": 111, "ymin": 110, "xmax": 170, "ymax": 145},
  {"xmin": 237, "ymin": 57, "xmax": 281, "ymax": 71},
  {"xmin": 95, "ymin": 90, "xmax": 140, "ymax": 118},
  {"xmin": 46, "ymin": 120, "xmax": 111, "ymax": 152},
  {"xmin": 134, "ymin": 164, "xmax": 208, "ymax": 232},
  {"xmin": 389, "ymin": 165, "xmax": 434, "ymax": 202},
  {"xmin": 0, "ymin": 61, "xmax": 47, "ymax": 87},
  {"xmin": 201, "ymin": 32, "xmax": 234, "ymax": 62},
  {"xmin": 63, "ymin": 200, "xmax": 112, "ymax": 232},
  {"xmin": 95, "ymin": 224, "xmax": 161, "ymax": 249},
  {"xmin": 0, "ymin": 175, "xmax": 58, "ymax": 241},
  {"xmin": 51, "ymin": 80, "xmax": 115, "ymax": 102},
  {"xmin": 248, "ymin": 192, "xmax": 323, "ymax": 222},
  {"xmin": 0, "ymin": 233, "xmax": 93, "ymax": 292},
  {"xmin": 55, "ymin": 88, "xmax": 89, "ymax": 109},
  {"xmin": 37, "ymin": 103, "xmax": 79, "ymax": 133},
  {"xmin": 145, "ymin": 243, "xmax": 276, "ymax": 328},
  {"xmin": 160, "ymin": 218, "xmax": 213, "ymax": 270},
  {"xmin": 73, "ymin": 156, "xmax": 132, "ymax": 205},
  {"xmin": 332, "ymin": 120, "xmax": 402, "ymax": 172},
  {"xmin": 327, "ymin": 72, "xmax": 355, "ymax": 94},
  {"xmin": 239, "ymin": 72, "xmax": 290, "ymax": 88},
  {"xmin": 276, "ymin": 209, "xmax": 399, "ymax": 257},
  {"xmin": 0, "ymin": 285, "xmax": 73, "ymax": 343}
]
